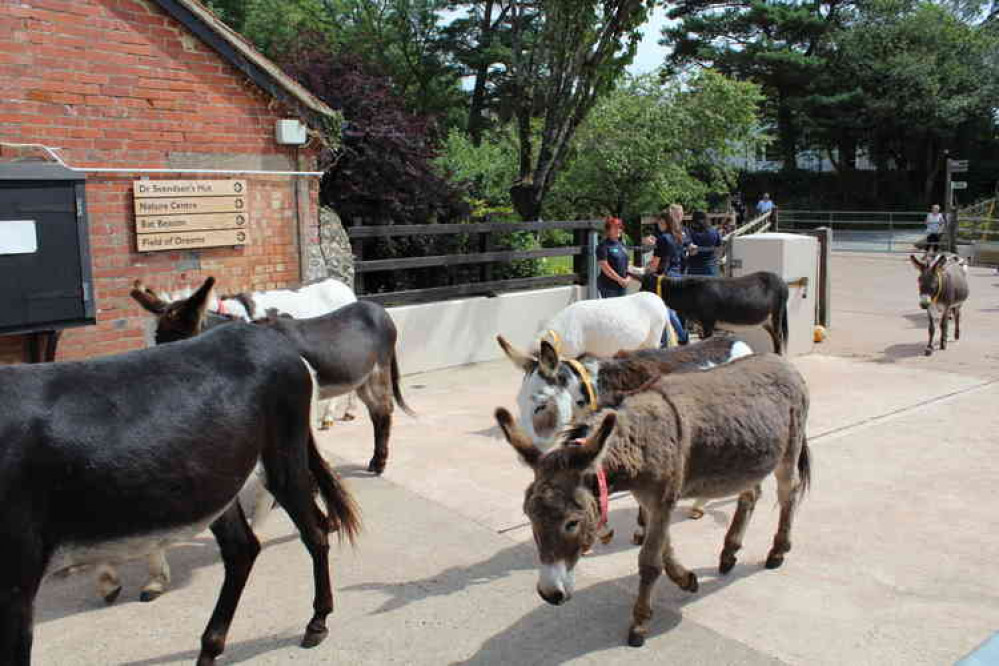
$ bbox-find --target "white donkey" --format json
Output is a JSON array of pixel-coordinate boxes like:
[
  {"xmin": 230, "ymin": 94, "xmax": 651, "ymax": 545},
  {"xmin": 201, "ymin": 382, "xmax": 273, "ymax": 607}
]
[
  {"xmin": 168, "ymin": 276, "xmax": 357, "ymax": 427},
  {"xmin": 532, "ymin": 291, "xmax": 674, "ymax": 358}
]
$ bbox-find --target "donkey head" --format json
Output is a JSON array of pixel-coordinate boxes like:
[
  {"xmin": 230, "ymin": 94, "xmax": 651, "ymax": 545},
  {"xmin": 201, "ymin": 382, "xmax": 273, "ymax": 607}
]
[
  {"xmin": 131, "ymin": 277, "xmax": 219, "ymax": 344},
  {"xmin": 497, "ymin": 335, "xmax": 592, "ymax": 449},
  {"xmin": 910, "ymin": 254, "xmax": 947, "ymax": 310},
  {"xmin": 495, "ymin": 407, "xmax": 616, "ymax": 606}
]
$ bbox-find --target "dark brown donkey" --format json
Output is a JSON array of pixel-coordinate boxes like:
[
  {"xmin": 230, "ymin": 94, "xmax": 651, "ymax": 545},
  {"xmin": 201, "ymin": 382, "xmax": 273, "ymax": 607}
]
[
  {"xmin": 495, "ymin": 353, "xmax": 811, "ymax": 647},
  {"xmin": 641, "ymin": 271, "xmax": 789, "ymax": 353},
  {"xmin": 910, "ymin": 253, "xmax": 969, "ymax": 356},
  {"xmin": 133, "ymin": 277, "xmax": 413, "ymax": 474}
]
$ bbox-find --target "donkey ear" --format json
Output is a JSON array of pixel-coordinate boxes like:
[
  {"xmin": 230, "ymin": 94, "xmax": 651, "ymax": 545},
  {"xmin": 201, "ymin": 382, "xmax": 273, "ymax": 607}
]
[
  {"xmin": 569, "ymin": 412, "xmax": 617, "ymax": 470},
  {"xmin": 930, "ymin": 254, "xmax": 948, "ymax": 271},
  {"xmin": 909, "ymin": 255, "xmax": 926, "ymax": 271},
  {"xmin": 538, "ymin": 340, "xmax": 560, "ymax": 379},
  {"xmin": 497, "ymin": 335, "xmax": 536, "ymax": 373},
  {"xmin": 495, "ymin": 408, "xmax": 542, "ymax": 468},
  {"xmin": 131, "ymin": 280, "xmax": 168, "ymax": 314}
]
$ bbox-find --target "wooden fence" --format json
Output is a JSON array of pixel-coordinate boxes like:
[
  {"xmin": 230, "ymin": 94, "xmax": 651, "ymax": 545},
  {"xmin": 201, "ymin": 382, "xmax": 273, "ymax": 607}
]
[{"xmin": 348, "ymin": 219, "xmax": 601, "ymax": 306}]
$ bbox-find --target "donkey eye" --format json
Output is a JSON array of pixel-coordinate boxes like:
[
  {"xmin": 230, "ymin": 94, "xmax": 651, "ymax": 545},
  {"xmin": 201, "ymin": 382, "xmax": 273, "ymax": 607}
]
[
  {"xmin": 565, "ymin": 520, "xmax": 580, "ymax": 533},
  {"xmin": 576, "ymin": 399, "xmax": 586, "ymax": 407}
]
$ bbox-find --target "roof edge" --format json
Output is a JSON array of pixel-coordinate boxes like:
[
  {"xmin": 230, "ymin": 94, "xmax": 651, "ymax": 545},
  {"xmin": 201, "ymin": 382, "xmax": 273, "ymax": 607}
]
[{"xmin": 153, "ymin": 0, "xmax": 336, "ymax": 129}]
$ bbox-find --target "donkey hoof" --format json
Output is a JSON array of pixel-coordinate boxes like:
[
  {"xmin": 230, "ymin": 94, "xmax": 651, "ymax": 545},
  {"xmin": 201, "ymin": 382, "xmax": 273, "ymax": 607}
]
[
  {"xmin": 301, "ymin": 627, "xmax": 329, "ymax": 649},
  {"xmin": 367, "ymin": 459, "xmax": 386, "ymax": 475},
  {"xmin": 765, "ymin": 553, "xmax": 785, "ymax": 569},
  {"xmin": 319, "ymin": 419, "xmax": 333, "ymax": 430},
  {"xmin": 632, "ymin": 531, "xmax": 645, "ymax": 546},
  {"xmin": 719, "ymin": 553, "xmax": 737, "ymax": 575},
  {"xmin": 599, "ymin": 528, "xmax": 615, "ymax": 545},
  {"xmin": 103, "ymin": 586, "xmax": 122, "ymax": 605},
  {"xmin": 688, "ymin": 508, "xmax": 705, "ymax": 520},
  {"xmin": 627, "ymin": 628, "xmax": 647, "ymax": 648},
  {"xmin": 139, "ymin": 589, "xmax": 164, "ymax": 603},
  {"xmin": 924, "ymin": 348, "xmax": 933, "ymax": 356},
  {"xmin": 682, "ymin": 572, "xmax": 699, "ymax": 593}
]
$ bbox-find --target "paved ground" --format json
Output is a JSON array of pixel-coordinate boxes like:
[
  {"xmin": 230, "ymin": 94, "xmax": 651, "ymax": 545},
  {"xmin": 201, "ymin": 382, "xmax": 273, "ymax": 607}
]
[{"xmin": 33, "ymin": 253, "xmax": 999, "ymax": 665}]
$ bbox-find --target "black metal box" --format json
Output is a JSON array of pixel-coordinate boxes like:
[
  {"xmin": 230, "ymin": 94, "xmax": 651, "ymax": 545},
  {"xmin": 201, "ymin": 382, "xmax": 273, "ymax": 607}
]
[{"xmin": 0, "ymin": 163, "xmax": 96, "ymax": 335}]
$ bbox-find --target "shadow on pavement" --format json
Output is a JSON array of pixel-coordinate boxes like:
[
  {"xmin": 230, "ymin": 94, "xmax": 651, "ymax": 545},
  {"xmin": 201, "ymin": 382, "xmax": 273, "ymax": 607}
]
[
  {"xmin": 36, "ymin": 532, "xmax": 301, "ymax": 624},
  {"xmin": 872, "ymin": 342, "xmax": 929, "ymax": 363}
]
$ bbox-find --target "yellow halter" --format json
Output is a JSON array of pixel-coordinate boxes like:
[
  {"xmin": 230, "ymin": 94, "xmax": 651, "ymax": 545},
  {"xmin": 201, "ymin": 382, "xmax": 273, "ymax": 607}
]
[
  {"xmin": 931, "ymin": 269, "xmax": 945, "ymax": 304},
  {"xmin": 564, "ymin": 358, "xmax": 598, "ymax": 412},
  {"xmin": 542, "ymin": 330, "xmax": 596, "ymax": 411}
]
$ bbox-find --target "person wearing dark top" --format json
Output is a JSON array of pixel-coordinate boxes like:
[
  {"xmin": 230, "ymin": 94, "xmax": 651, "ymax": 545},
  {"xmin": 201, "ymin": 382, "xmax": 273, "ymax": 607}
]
[
  {"xmin": 645, "ymin": 203, "xmax": 687, "ymax": 278},
  {"xmin": 595, "ymin": 216, "xmax": 630, "ymax": 298},
  {"xmin": 642, "ymin": 204, "xmax": 690, "ymax": 345},
  {"xmin": 686, "ymin": 210, "xmax": 722, "ymax": 276}
]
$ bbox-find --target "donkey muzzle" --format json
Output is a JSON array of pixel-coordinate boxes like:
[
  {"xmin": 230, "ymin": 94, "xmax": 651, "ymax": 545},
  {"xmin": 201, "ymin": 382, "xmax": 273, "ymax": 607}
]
[{"xmin": 919, "ymin": 297, "xmax": 931, "ymax": 310}]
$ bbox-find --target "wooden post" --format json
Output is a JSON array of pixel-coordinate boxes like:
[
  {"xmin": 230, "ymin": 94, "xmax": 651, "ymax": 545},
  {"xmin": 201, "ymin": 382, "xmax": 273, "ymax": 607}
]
[
  {"xmin": 586, "ymin": 229, "xmax": 599, "ymax": 299},
  {"xmin": 351, "ymin": 217, "xmax": 365, "ymax": 295},
  {"xmin": 815, "ymin": 227, "xmax": 832, "ymax": 328}
]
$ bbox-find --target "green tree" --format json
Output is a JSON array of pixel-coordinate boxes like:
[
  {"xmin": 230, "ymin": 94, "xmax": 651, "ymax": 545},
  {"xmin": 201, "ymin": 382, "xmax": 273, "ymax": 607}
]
[
  {"xmin": 505, "ymin": 0, "xmax": 658, "ymax": 220},
  {"xmin": 813, "ymin": 0, "xmax": 999, "ymax": 199},
  {"xmin": 547, "ymin": 70, "xmax": 765, "ymax": 219},
  {"xmin": 664, "ymin": 0, "xmax": 849, "ymax": 171}
]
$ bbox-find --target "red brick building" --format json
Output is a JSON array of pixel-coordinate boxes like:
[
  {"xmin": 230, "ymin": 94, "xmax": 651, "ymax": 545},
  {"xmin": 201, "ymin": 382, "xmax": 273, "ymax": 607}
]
[{"xmin": 0, "ymin": 0, "xmax": 335, "ymax": 363}]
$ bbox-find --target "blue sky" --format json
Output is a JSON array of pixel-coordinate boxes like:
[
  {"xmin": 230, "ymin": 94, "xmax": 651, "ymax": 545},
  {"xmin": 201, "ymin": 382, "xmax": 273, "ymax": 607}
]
[{"xmin": 628, "ymin": 6, "xmax": 671, "ymax": 75}]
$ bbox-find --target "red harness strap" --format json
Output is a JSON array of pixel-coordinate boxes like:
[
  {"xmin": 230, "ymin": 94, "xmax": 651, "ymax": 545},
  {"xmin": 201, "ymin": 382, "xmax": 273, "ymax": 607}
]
[
  {"xmin": 570, "ymin": 437, "xmax": 610, "ymax": 528},
  {"xmin": 596, "ymin": 467, "xmax": 609, "ymax": 528}
]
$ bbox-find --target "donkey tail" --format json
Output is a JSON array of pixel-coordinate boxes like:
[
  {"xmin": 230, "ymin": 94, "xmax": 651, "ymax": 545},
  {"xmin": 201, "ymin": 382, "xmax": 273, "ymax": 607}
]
[
  {"xmin": 308, "ymin": 435, "xmax": 362, "ymax": 544},
  {"xmin": 797, "ymin": 437, "xmax": 812, "ymax": 498},
  {"xmin": 390, "ymin": 353, "xmax": 416, "ymax": 417}
]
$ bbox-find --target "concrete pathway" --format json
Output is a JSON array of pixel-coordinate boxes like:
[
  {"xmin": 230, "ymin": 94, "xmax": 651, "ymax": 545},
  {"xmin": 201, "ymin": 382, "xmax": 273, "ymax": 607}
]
[{"xmin": 32, "ymin": 253, "xmax": 999, "ymax": 665}]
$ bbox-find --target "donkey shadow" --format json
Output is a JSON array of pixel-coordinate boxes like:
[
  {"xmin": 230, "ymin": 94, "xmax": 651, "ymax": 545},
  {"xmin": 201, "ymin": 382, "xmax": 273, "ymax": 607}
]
[
  {"xmin": 450, "ymin": 557, "xmax": 765, "ymax": 666},
  {"xmin": 119, "ymin": 632, "xmax": 302, "ymax": 666},
  {"xmin": 36, "ymin": 532, "xmax": 300, "ymax": 624},
  {"xmin": 342, "ymin": 500, "xmax": 744, "ymax": 618},
  {"xmin": 872, "ymin": 342, "xmax": 931, "ymax": 364}
]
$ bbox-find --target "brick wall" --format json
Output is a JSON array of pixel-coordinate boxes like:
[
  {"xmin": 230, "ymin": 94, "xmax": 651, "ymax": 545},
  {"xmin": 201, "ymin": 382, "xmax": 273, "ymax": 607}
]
[{"xmin": 0, "ymin": 0, "xmax": 321, "ymax": 363}]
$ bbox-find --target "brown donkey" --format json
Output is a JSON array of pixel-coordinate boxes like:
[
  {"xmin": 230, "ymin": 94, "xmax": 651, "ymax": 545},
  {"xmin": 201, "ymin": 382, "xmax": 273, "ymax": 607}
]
[
  {"xmin": 910, "ymin": 253, "xmax": 969, "ymax": 356},
  {"xmin": 495, "ymin": 353, "xmax": 811, "ymax": 647}
]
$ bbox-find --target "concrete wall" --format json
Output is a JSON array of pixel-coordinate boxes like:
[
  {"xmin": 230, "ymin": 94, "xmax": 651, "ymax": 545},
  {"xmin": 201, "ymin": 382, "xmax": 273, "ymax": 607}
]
[{"xmin": 388, "ymin": 286, "xmax": 585, "ymax": 376}]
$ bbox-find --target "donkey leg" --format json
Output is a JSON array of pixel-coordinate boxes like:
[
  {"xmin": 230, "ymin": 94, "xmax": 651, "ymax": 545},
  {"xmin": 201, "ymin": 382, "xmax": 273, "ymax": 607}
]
[
  {"xmin": 954, "ymin": 307, "xmax": 962, "ymax": 340},
  {"xmin": 628, "ymin": 504, "xmax": 666, "ymax": 647},
  {"xmin": 358, "ymin": 368, "xmax": 394, "ymax": 475},
  {"xmin": 631, "ymin": 506, "xmax": 646, "ymax": 545},
  {"xmin": 940, "ymin": 307, "xmax": 950, "ymax": 350},
  {"xmin": 95, "ymin": 563, "xmax": 122, "ymax": 604},
  {"xmin": 719, "ymin": 485, "xmax": 762, "ymax": 574},
  {"xmin": 269, "ymin": 475, "xmax": 336, "ymax": 648},
  {"xmin": 688, "ymin": 497, "xmax": 707, "ymax": 520},
  {"xmin": 925, "ymin": 311, "xmax": 936, "ymax": 356},
  {"xmin": 1, "ymin": 534, "xmax": 47, "ymax": 666},
  {"xmin": 197, "ymin": 505, "xmax": 260, "ymax": 666},
  {"xmin": 139, "ymin": 549, "xmax": 171, "ymax": 602},
  {"xmin": 766, "ymin": 464, "xmax": 802, "ymax": 570},
  {"xmin": 319, "ymin": 398, "xmax": 336, "ymax": 430}
]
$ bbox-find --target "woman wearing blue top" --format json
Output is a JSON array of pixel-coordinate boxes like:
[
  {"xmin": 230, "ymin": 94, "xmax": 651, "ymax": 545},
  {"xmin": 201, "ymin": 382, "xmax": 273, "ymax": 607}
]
[
  {"xmin": 646, "ymin": 204, "xmax": 687, "ymax": 277},
  {"xmin": 595, "ymin": 216, "xmax": 631, "ymax": 298},
  {"xmin": 644, "ymin": 204, "xmax": 690, "ymax": 344},
  {"xmin": 686, "ymin": 210, "xmax": 722, "ymax": 276}
]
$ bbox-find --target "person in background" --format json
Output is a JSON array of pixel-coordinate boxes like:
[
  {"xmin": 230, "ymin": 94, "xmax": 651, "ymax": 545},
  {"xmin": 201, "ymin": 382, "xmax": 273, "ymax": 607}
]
[
  {"xmin": 924, "ymin": 204, "xmax": 945, "ymax": 254},
  {"xmin": 645, "ymin": 204, "xmax": 687, "ymax": 278},
  {"xmin": 731, "ymin": 192, "xmax": 746, "ymax": 227},
  {"xmin": 643, "ymin": 204, "xmax": 689, "ymax": 345},
  {"xmin": 595, "ymin": 216, "xmax": 630, "ymax": 298},
  {"xmin": 756, "ymin": 192, "xmax": 774, "ymax": 216},
  {"xmin": 686, "ymin": 210, "xmax": 722, "ymax": 276}
]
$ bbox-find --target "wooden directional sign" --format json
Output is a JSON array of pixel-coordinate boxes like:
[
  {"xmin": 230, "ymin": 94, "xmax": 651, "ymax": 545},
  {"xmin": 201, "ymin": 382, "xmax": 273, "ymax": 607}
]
[
  {"xmin": 136, "ymin": 228, "xmax": 249, "ymax": 252},
  {"xmin": 134, "ymin": 180, "xmax": 249, "ymax": 252},
  {"xmin": 949, "ymin": 159, "xmax": 969, "ymax": 173},
  {"xmin": 133, "ymin": 179, "xmax": 245, "ymax": 198}
]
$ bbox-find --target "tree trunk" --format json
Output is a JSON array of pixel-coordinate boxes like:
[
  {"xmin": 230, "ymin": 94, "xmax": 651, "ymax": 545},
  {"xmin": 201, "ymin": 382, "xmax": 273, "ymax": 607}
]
[
  {"xmin": 467, "ymin": 0, "xmax": 496, "ymax": 146},
  {"xmin": 777, "ymin": 99, "xmax": 798, "ymax": 172}
]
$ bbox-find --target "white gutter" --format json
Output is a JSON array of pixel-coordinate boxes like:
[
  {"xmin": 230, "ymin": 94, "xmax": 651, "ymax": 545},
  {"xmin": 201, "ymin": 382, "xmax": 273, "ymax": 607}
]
[{"xmin": 0, "ymin": 143, "xmax": 326, "ymax": 177}]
